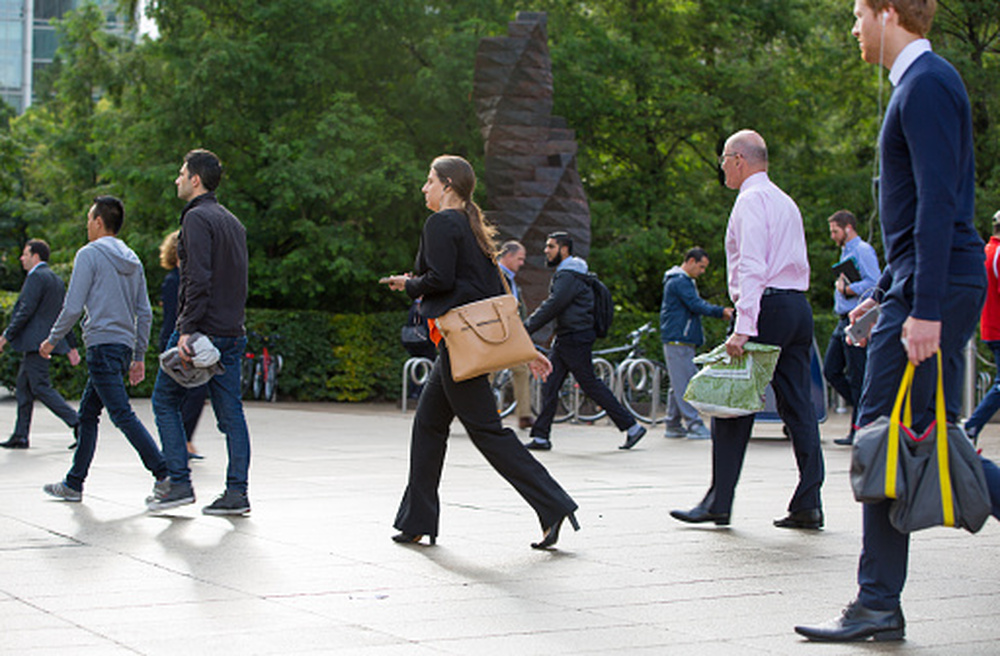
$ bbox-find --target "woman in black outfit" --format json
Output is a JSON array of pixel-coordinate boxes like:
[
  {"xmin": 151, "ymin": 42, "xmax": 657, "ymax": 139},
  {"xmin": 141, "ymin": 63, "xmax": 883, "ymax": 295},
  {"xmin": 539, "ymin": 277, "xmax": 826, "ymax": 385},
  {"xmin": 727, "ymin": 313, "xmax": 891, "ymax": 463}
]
[{"xmin": 381, "ymin": 155, "xmax": 578, "ymax": 549}]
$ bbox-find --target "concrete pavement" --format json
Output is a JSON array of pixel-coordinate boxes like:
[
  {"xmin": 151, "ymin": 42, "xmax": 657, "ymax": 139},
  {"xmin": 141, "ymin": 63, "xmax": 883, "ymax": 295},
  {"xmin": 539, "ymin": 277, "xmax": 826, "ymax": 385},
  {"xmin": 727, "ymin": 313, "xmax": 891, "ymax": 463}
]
[{"xmin": 1, "ymin": 397, "xmax": 998, "ymax": 655}]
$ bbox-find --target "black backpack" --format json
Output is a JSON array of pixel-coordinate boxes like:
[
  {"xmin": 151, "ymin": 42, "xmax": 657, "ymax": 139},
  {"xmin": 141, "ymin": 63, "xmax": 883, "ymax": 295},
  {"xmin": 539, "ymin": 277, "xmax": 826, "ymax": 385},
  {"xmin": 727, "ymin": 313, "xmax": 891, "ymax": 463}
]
[{"xmin": 572, "ymin": 271, "xmax": 614, "ymax": 338}]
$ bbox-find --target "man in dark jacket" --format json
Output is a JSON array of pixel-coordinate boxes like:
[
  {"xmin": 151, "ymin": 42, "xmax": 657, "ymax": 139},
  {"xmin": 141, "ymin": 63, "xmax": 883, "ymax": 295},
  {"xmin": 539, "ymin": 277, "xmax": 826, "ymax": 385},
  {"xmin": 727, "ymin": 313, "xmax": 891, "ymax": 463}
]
[
  {"xmin": 659, "ymin": 247, "xmax": 733, "ymax": 439},
  {"xmin": 0, "ymin": 240, "xmax": 80, "ymax": 449},
  {"xmin": 523, "ymin": 232, "xmax": 646, "ymax": 451},
  {"xmin": 148, "ymin": 149, "xmax": 252, "ymax": 516}
]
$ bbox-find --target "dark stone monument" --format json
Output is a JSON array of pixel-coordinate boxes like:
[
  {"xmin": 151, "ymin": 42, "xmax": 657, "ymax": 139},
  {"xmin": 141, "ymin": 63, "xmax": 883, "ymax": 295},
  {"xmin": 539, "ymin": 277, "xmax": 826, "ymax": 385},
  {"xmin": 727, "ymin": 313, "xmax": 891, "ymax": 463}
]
[{"xmin": 473, "ymin": 11, "xmax": 591, "ymax": 311}]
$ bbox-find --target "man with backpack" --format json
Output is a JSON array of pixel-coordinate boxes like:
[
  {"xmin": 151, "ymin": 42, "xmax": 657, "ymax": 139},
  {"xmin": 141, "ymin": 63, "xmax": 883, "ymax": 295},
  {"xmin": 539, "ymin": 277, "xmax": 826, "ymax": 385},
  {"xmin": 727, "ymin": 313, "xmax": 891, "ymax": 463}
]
[{"xmin": 523, "ymin": 231, "xmax": 646, "ymax": 451}]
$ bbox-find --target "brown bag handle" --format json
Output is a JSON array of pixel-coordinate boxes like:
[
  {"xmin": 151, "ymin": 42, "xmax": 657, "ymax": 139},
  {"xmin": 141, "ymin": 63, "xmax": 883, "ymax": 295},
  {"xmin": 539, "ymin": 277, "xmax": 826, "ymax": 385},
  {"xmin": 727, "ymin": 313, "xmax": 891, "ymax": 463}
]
[{"xmin": 456, "ymin": 299, "xmax": 512, "ymax": 344}]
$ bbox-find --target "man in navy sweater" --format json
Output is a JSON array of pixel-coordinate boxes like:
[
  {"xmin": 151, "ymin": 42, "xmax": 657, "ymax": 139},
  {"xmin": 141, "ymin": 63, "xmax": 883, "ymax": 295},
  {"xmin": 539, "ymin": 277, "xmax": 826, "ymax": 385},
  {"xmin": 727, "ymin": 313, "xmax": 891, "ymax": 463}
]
[{"xmin": 796, "ymin": 0, "xmax": 986, "ymax": 642}]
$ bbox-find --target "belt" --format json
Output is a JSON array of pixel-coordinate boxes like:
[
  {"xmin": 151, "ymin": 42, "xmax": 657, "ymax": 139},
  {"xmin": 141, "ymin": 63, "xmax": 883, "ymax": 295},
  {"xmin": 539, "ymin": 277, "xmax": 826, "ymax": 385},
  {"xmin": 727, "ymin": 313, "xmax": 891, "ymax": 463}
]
[{"xmin": 763, "ymin": 287, "xmax": 802, "ymax": 297}]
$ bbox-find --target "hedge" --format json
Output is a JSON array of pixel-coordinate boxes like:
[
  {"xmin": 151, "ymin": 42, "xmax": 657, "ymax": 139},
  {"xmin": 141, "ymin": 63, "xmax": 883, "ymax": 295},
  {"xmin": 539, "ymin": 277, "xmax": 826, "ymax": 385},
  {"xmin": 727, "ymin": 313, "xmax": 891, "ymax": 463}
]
[{"xmin": 0, "ymin": 290, "xmax": 842, "ymax": 403}]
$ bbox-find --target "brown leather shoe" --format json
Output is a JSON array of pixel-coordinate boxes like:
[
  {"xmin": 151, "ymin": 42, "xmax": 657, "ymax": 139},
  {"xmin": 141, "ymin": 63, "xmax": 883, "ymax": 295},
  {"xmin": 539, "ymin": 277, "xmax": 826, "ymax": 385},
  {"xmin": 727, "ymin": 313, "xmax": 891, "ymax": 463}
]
[{"xmin": 518, "ymin": 417, "xmax": 534, "ymax": 430}]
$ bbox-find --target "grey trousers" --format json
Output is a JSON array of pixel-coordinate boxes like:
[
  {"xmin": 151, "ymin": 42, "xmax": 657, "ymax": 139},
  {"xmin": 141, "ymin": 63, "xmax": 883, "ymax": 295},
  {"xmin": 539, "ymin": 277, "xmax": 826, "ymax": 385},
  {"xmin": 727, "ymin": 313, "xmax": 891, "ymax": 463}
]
[{"xmin": 663, "ymin": 343, "xmax": 705, "ymax": 430}]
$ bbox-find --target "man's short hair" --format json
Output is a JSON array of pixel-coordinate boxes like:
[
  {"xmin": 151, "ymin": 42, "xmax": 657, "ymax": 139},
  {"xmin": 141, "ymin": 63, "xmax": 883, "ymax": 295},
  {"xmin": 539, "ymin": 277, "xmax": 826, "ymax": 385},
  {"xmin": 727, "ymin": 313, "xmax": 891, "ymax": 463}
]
[
  {"xmin": 184, "ymin": 149, "xmax": 223, "ymax": 192},
  {"xmin": 499, "ymin": 240, "xmax": 524, "ymax": 258},
  {"xmin": 547, "ymin": 231, "xmax": 573, "ymax": 254},
  {"xmin": 828, "ymin": 210, "xmax": 858, "ymax": 231},
  {"xmin": 92, "ymin": 196, "xmax": 125, "ymax": 235},
  {"xmin": 25, "ymin": 239, "xmax": 50, "ymax": 262},
  {"xmin": 864, "ymin": 0, "xmax": 936, "ymax": 37},
  {"xmin": 684, "ymin": 247, "xmax": 709, "ymax": 263}
]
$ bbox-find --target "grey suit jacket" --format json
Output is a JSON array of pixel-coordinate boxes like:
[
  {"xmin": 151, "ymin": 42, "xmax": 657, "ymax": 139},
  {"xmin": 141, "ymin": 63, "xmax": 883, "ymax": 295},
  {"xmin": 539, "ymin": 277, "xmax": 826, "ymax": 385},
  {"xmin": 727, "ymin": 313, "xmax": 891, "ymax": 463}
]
[{"xmin": 3, "ymin": 263, "xmax": 75, "ymax": 354}]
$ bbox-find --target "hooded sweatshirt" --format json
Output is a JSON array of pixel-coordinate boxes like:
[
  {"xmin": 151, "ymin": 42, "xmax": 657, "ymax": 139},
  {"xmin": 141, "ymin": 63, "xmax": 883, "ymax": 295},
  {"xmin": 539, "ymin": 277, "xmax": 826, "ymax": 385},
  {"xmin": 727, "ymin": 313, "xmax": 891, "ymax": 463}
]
[
  {"xmin": 659, "ymin": 265, "xmax": 725, "ymax": 347},
  {"xmin": 524, "ymin": 256, "xmax": 595, "ymax": 337},
  {"xmin": 48, "ymin": 236, "xmax": 153, "ymax": 358}
]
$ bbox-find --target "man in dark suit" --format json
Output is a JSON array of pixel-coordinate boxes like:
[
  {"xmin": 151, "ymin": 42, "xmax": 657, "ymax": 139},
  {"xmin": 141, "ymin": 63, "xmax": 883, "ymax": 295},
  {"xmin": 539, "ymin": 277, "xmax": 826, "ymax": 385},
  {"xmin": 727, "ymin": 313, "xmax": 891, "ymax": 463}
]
[
  {"xmin": 0, "ymin": 240, "xmax": 80, "ymax": 449},
  {"xmin": 796, "ymin": 0, "xmax": 987, "ymax": 643}
]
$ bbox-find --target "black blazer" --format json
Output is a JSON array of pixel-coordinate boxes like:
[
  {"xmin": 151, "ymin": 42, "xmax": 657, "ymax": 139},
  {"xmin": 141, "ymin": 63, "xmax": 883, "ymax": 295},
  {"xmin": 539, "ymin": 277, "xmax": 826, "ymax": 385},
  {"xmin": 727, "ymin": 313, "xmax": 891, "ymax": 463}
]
[
  {"xmin": 404, "ymin": 209, "xmax": 503, "ymax": 319},
  {"xmin": 3, "ymin": 262, "xmax": 75, "ymax": 354}
]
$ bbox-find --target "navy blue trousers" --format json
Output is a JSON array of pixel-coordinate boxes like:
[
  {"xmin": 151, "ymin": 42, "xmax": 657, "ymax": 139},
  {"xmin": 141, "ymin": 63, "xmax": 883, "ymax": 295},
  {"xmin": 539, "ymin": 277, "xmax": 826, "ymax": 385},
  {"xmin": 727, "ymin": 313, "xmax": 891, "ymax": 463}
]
[
  {"xmin": 703, "ymin": 292, "xmax": 824, "ymax": 515},
  {"xmin": 856, "ymin": 274, "xmax": 985, "ymax": 610}
]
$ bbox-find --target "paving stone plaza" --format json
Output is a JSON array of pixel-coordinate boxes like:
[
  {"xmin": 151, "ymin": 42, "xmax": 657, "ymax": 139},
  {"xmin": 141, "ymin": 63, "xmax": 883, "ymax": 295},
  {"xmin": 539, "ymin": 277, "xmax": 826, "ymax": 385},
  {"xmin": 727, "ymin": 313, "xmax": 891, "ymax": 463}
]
[{"xmin": 2, "ymin": 397, "xmax": 998, "ymax": 654}]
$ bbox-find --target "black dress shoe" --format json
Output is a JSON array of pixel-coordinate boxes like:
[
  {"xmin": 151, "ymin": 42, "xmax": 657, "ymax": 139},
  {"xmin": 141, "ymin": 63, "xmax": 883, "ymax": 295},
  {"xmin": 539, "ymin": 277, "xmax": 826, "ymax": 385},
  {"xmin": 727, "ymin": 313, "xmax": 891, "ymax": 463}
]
[
  {"xmin": 794, "ymin": 600, "xmax": 904, "ymax": 642},
  {"xmin": 833, "ymin": 435, "xmax": 854, "ymax": 446},
  {"xmin": 670, "ymin": 505, "xmax": 730, "ymax": 526},
  {"xmin": 0, "ymin": 436, "xmax": 29, "ymax": 449},
  {"xmin": 619, "ymin": 425, "xmax": 647, "ymax": 450},
  {"xmin": 774, "ymin": 508, "xmax": 824, "ymax": 530},
  {"xmin": 392, "ymin": 532, "xmax": 436, "ymax": 546}
]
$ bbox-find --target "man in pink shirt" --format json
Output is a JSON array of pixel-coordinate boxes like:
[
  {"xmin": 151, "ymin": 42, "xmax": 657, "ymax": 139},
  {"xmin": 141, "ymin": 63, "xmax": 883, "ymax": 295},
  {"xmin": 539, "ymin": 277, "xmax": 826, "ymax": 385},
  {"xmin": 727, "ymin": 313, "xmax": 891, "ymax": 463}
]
[{"xmin": 671, "ymin": 129, "xmax": 825, "ymax": 529}]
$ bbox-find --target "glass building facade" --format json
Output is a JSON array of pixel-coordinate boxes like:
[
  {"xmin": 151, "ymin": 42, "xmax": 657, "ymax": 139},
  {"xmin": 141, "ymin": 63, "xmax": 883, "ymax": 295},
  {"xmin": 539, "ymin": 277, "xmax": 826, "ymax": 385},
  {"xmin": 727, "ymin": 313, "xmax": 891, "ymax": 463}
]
[{"xmin": 0, "ymin": 0, "xmax": 128, "ymax": 113}]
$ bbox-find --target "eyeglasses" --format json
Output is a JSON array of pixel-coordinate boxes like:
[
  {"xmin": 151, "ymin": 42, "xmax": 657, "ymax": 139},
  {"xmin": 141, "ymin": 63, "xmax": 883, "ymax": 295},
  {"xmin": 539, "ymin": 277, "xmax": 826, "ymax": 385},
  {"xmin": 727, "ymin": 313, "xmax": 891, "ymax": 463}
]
[{"xmin": 718, "ymin": 152, "xmax": 740, "ymax": 166}]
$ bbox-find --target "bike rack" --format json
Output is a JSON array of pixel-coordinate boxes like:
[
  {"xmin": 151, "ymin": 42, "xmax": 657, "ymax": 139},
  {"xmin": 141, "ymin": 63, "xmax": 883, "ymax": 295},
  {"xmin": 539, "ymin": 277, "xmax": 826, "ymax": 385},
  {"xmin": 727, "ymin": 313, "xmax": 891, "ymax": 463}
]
[{"xmin": 401, "ymin": 357, "xmax": 435, "ymax": 412}]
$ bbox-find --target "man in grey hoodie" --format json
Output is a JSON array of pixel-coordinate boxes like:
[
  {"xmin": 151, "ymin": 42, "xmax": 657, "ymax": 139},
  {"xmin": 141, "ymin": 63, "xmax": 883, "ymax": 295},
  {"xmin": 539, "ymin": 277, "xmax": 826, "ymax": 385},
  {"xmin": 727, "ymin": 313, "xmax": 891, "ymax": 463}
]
[
  {"xmin": 523, "ymin": 232, "xmax": 646, "ymax": 451},
  {"xmin": 39, "ymin": 196, "xmax": 169, "ymax": 503}
]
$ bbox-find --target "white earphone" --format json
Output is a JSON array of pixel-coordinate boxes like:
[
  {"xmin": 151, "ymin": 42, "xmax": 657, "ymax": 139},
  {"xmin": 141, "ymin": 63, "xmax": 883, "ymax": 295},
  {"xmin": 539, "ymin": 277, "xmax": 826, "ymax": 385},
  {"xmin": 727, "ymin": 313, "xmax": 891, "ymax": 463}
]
[{"xmin": 881, "ymin": 11, "xmax": 889, "ymax": 25}]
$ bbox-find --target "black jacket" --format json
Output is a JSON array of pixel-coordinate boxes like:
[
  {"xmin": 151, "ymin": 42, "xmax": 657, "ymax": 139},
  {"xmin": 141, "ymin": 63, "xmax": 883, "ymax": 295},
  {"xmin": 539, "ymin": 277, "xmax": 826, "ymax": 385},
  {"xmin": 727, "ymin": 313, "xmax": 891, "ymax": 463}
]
[
  {"xmin": 524, "ymin": 267, "xmax": 595, "ymax": 337},
  {"xmin": 3, "ymin": 262, "xmax": 75, "ymax": 353},
  {"xmin": 176, "ymin": 193, "xmax": 248, "ymax": 337},
  {"xmin": 405, "ymin": 209, "xmax": 503, "ymax": 319}
]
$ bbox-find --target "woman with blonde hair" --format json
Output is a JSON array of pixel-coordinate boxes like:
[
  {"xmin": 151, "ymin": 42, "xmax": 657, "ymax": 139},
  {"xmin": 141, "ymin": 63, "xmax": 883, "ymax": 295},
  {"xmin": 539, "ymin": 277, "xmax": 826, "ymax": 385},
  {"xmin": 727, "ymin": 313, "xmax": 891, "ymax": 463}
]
[
  {"xmin": 381, "ymin": 155, "xmax": 579, "ymax": 549},
  {"xmin": 158, "ymin": 231, "xmax": 207, "ymax": 460}
]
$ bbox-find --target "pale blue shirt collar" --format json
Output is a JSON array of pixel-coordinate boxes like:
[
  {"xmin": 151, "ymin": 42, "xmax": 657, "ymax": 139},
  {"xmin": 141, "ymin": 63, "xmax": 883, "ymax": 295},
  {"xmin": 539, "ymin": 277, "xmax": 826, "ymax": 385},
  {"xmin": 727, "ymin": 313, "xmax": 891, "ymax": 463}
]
[
  {"xmin": 28, "ymin": 261, "xmax": 44, "ymax": 275},
  {"xmin": 889, "ymin": 38, "xmax": 931, "ymax": 86}
]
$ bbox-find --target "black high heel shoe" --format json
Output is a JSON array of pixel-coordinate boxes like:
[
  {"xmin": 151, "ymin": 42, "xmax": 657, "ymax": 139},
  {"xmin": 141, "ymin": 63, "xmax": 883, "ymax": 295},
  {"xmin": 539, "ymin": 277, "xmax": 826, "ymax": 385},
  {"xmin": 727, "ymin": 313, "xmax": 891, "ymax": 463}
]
[
  {"xmin": 391, "ymin": 532, "xmax": 436, "ymax": 546},
  {"xmin": 531, "ymin": 513, "xmax": 579, "ymax": 550}
]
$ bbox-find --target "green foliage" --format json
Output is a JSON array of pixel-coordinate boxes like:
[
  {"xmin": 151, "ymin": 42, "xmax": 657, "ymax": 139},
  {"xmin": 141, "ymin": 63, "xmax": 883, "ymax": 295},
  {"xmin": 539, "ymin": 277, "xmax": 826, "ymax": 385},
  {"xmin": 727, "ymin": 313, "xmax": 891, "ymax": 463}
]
[{"xmin": 0, "ymin": 0, "xmax": 996, "ymax": 375}]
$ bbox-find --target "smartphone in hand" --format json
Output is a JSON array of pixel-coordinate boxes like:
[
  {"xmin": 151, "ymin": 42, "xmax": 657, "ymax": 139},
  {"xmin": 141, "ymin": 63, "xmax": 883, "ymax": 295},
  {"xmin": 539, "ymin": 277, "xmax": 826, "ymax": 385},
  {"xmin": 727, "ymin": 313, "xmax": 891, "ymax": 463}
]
[{"xmin": 846, "ymin": 304, "xmax": 880, "ymax": 345}]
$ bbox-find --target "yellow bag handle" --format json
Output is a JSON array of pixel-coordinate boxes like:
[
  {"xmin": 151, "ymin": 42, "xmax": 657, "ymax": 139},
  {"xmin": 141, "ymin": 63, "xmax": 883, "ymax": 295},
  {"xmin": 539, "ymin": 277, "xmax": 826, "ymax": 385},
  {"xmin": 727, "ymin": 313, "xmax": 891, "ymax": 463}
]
[{"xmin": 885, "ymin": 351, "xmax": 954, "ymax": 526}]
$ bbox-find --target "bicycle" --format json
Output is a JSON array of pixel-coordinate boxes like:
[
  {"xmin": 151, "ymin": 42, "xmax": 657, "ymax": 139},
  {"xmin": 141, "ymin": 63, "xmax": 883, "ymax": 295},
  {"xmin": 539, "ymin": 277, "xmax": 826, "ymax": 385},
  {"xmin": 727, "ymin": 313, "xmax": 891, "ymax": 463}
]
[
  {"xmin": 609, "ymin": 322, "xmax": 672, "ymax": 425},
  {"xmin": 244, "ymin": 332, "xmax": 283, "ymax": 402}
]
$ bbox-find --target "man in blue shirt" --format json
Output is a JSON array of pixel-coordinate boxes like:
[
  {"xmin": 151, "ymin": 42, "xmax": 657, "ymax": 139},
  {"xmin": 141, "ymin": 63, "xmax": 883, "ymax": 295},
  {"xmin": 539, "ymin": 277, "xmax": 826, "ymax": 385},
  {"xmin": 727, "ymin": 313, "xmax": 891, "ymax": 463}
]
[
  {"xmin": 823, "ymin": 211, "xmax": 880, "ymax": 446},
  {"xmin": 659, "ymin": 247, "xmax": 732, "ymax": 439}
]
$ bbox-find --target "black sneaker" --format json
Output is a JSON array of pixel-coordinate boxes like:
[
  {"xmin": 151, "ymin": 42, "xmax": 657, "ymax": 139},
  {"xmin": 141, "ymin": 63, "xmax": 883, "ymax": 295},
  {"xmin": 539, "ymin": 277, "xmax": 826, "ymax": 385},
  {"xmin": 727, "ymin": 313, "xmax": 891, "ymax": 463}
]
[
  {"xmin": 202, "ymin": 490, "xmax": 250, "ymax": 516},
  {"xmin": 146, "ymin": 481, "xmax": 195, "ymax": 512}
]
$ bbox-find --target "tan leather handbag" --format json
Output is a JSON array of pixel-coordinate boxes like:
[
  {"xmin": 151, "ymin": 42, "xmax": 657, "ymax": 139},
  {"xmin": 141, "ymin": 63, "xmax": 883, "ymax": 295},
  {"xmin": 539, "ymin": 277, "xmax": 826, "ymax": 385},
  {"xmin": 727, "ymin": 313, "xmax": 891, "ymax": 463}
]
[{"xmin": 434, "ymin": 267, "xmax": 537, "ymax": 382}]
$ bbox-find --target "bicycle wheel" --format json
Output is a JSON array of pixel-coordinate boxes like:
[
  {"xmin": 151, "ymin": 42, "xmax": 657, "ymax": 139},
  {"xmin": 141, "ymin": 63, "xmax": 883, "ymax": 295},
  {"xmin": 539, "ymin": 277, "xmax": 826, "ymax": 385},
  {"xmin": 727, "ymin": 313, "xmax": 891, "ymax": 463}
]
[
  {"xmin": 240, "ymin": 356, "xmax": 255, "ymax": 399},
  {"xmin": 620, "ymin": 358, "xmax": 669, "ymax": 424},
  {"xmin": 264, "ymin": 358, "xmax": 278, "ymax": 402},
  {"xmin": 252, "ymin": 360, "xmax": 264, "ymax": 400},
  {"xmin": 575, "ymin": 357, "xmax": 614, "ymax": 422},
  {"xmin": 531, "ymin": 373, "xmax": 574, "ymax": 423},
  {"xmin": 491, "ymin": 369, "xmax": 517, "ymax": 418}
]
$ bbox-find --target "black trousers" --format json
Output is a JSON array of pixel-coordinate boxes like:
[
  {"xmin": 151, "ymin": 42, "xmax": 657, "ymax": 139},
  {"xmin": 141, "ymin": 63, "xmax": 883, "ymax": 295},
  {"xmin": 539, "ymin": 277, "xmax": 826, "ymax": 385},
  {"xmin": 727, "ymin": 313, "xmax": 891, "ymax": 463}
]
[
  {"xmin": 531, "ymin": 330, "xmax": 636, "ymax": 439},
  {"xmin": 824, "ymin": 315, "xmax": 867, "ymax": 434},
  {"xmin": 703, "ymin": 292, "xmax": 824, "ymax": 515},
  {"xmin": 393, "ymin": 344, "xmax": 577, "ymax": 538},
  {"xmin": 13, "ymin": 352, "xmax": 78, "ymax": 439}
]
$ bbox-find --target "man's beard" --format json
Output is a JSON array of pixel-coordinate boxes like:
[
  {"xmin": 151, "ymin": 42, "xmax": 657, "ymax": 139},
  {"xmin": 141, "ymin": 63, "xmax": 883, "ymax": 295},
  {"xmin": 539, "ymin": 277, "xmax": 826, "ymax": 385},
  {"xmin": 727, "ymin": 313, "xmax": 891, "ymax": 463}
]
[{"xmin": 546, "ymin": 253, "xmax": 564, "ymax": 268}]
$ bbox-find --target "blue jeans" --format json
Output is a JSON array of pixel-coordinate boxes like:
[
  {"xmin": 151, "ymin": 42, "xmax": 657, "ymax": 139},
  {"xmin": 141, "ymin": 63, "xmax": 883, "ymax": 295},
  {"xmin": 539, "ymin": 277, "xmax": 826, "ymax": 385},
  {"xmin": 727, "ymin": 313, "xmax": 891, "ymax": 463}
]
[
  {"xmin": 152, "ymin": 332, "xmax": 251, "ymax": 493},
  {"xmin": 964, "ymin": 341, "xmax": 1000, "ymax": 438},
  {"xmin": 66, "ymin": 344, "xmax": 167, "ymax": 492}
]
